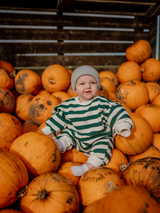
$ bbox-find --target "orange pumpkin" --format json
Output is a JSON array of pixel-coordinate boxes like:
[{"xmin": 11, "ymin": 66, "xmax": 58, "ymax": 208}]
[
  {"xmin": 152, "ymin": 93, "xmax": 160, "ymax": 106},
  {"xmin": 141, "ymin": 58, "xmax": 160, "ymax": 82},
  {"xmin": 20, "ymin": 173, "xmax": 80, "ymax": 213},
  {"xmin": 0, "ymin": 210, "xmax": 22, "ymax": 213},
  {"xmin": 83, "ymin": 199, "xmax": 99, "ymax": 213},
  {"xmin": 116, "ymin": 80, "xmax": 149, "ymax": 111},
  {"xmin": 67, "ymin": 84, "xmax": 78, "ymax": 97},
  {"xmin": 52, "ymin": 91, "xmax": 72, "ymax": 103},
  {"xmin": 99, "ymin": 71, "xmax": 118, "ymax": 86},
  {"xmin": 78, "ymin": 167, "xmax": 125, "ymax": 209},
  {"xmin": 96, "ymin": 185, "xmax": 160, "ymax": 213},
  {"xmin": 129, "ymin": 145, "xmax": 160, "ymax": 162},
  {"xmin": 112, "ymin": 99, "xmax": 132, "ymax": 114},
  {"xmin": 97, "ymin": 85, "xmax": 109, "ymax": 98},
  {"xmin": 0, "ymin": 87, "xmax": 15, "ymax": 113},
  {"xmin": 0, "ymin": 60, "xmax": 16, "ymax": 77},
  {"xmin": 0, "ymin": 148, "xmax": 29, "ymax": 209},
  {"xmin": 100, "ymin": 77, "xmax": 117, "ymax": 93},
  {"xmin": 22, "ymin": 120, "xmax": 39, "ymax": 134},
  {"xmin": 145, "ymin": 82, "xmax": 160, "ymax": 103},
  {"xmin": 0, "ymin": 68, "xmax": 14, "ymax": 90},
  {"xmin": 135, "ymin": 104, "xmax": 160, "ymax": 133},
  {"xmin": 114, "ymin": 113, "xmax": 153, "ymax": 155},
  {"xmin": 122, "ymin": 157, "xmax": 160, "ymax": 200},
  {"xmin": 29, "ymin": 93, "xmax": 60, "ymax": 125},
  {"xmin": 15, "ymin": 94, "xmax": 34, "ymax": 121},
  {"xmin": 42, "ymin": 64, "xmax": 71, "ymax": 93},
  {"xmin": 0, "ymin": 113, "xmax": 23, "ymax": 149},
  {"xmin": 57, "ymin": 161, "xmax": 83, "ymax": 187},
  {"xmin": 14, "ymin": 69, "xmax": 41, "ymax": 95},
  {"xmin": 117, "ymin": 61, "xmax": 141, "ymax": 83},
  {"xmin": 10, "ymin": 132, "xmax": 61, "ymax": 177},
  {"xmin": 152, "ymin": 133, "xmax": 160, "ymax": 150},
  {"xmin": 125, "ymin": 39, "xmax": 152, "ymax": 64}
]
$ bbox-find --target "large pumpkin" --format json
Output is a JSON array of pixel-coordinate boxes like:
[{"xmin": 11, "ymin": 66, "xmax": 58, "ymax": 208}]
[
  {"xmin": 125, "ymin": 39, "xmax": 152, "ymax": 64},
  {"xmin": 0, "ymin": 60, "xmax": 15, "ymax": 77},
  {"xmin": 0, "ymin": 113, "xmax": 23, "ymax": 149},
  {"xmin": 52, "ymin": 91, "xmax": 72, "ymax": 103},
  {"xmin": 96, "ymin": 185, "xmax": 160, "ymax": 213},
  {"xmin": 78, "ymin": 167, "xmax": 125, "ymax": 209},
  {"xmin": 145, "ymin": 82, "xmax": 160, "ymax": 103},
  {"xmin": 41, "ymin": 64, "xmax": 71, "ymax": 93},
  {"xmin": 10, "ymin": 132, "xmax": 61, "ymax": 177},
  {"xmin": 116, "ymin": 80, "xmax": 149, "ymax": 111},
  {"xmin": 100, "ymin": 77, "xmax": 117, "ymax": 93},
  {"xmin": 0, "ymin": 87, "xmax": 15, "ymax": 113},
  {"xmin": 22, "ymin": 120, "xmax": 39, "ymax": 134},
  {"xmin": 99, "ymin": 71, "xmax": 118, "ymax": 86},
  {"xmin": 14, "ymin": 69, "xmax": 41, "ymax": 95},
  {"xmin": 114, "ymin": 113, "xmax": 153, "ymax": 155},
  {"xmin": 0, "ymin": 210, "xmax": 22, "ymax": 213},
  {"xmin": 20, "ymin": 173, "xmax": 80, "ymax": 213},
  {"xmin": 0, "ymin": 68, "xmax": 14, "ymax": 90},
  {"xmin": 152, "ymin": 93, "xmax": 160, "ymax": 106},
  {"xmin": 152, "ymin": 133, "xmax": 160, "ymax": 150},
  {"xmin": 0, "ymin": 148, "xmax": 29, "ymax": 209}
]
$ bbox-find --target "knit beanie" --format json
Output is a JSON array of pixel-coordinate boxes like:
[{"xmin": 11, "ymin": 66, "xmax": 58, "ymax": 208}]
[{"xmin": 71, "ymin": 65, "xmax": 100, "ymax": 92}]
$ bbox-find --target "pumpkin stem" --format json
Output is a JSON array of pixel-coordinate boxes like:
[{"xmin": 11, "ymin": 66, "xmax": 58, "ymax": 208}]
[
  {"xmin": 49, "ymin": 79, "xmax": 56, "ymax": 84},
  {"xmin": 38, "ymin": 189, "xmax": 49, "ymax": 200},
  {"xmin": 17, "ymin": 185, "xmax": 28, "ymax": 198},
  {"xmin": 141, "ymin": 68, "xmax": 145, "ymax": 72},
  {"xmin": 106, "ymin": 181, "xmax": 116, "ymax": 193},
  {"xmin": 9, "ymin": 69, "xmax": 16, "ymax": 78},
  {"xmin": 120, "ymin": 162, "xmax": 132, "ymax": 172},
  {"xmin": 129, "ymin": 80, "xmax": 135, "ymax": 85}
]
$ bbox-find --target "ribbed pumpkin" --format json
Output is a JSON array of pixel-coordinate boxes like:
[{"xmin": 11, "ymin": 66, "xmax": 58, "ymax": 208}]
[
  {"xmin": 152, "ymin": 134, "xmax": 160, "ymax": 150},
  {"xmin": 114, "ymin": 113, "xmax": 153, "ymax": 155},
  {"xmin": 22, "ymin": 120, "xmax": 39, "ymax": 134},
  {"xmin": 0, "ymin": 210, "xmax": 22, "ymax": 213},
  {"xmin": 0, "ymin": 148, "xmax": 29, "ymax": 209},
  {"xmin": 14, "ymin": 69, "xmax": 41, "ymax": 95},
  {"xmin": 52, "ymin": 91, "xmax": 72, "ymax": 103},
  {"xmin": 116, "ymin": 80, "xmax": 149, "ymax": 111},
  {"xmin": 99, "ymin": 71, "xmax": 118, "ymax": 86},
  {"xmin": 10, "ymin": 132, "xmax": 61, "ymax": 177},
  {"xmin": 20, "ymin": 173, "xmax": 80, "ymax": 213},
  {"xmin": 42, "ymin": 64, "xmax": 71, "ymax": 93},
  {"xmin": 100, "ymin": 77, "xmax": 117, "ymax": 93},
  {"xmin": 122, "ymin": 157, "xmax": 160, "ymax": 200},
  {"xmin": 0, "ymin": 60, "xmax": 16, "ymax": 77},
  {"xmin": 117, "ymin": 61, "xmax": 141, "ymax": 83},
  {"xmin": 83, "ymin": 199, "xmax": 99, "ymax": 213},
  {"xmin": 0, "ymin": 113, "xmax": 23, "ymax": 149},
  {"xmin": 125, "ymin": 39, "xmax": 152, "ymax": 64},
  {"xmin": 96, "ymin": 185, "xmax": 160, "ymax": 213},
  {"xmin": 145, "ymin": 82, "xmax": 160, "ymax": 103},
  {"xmin": 152, "ymin": 93, "xmax": 160, "ymax": 106},
  {"xmin": 135, "ymin": 104, "xmax": 160, "ymax": 133},
  {"xmin": 29, "ymin": 93, "xmax": 60, "ymax": 125},
  {"xmin": 141, "ymin": 58, "xmax": 160, "ymax": 82},
  {"xmin": 0, "ymin": 87, "xmax": 15, "ymax": 113},
  {"xmin": 78, "ymin": 167, "xmax": 125, "ymax": 209},
  {"xmin": 0, "ymin": 68, "xmax": 14, "ymax": 90},
  {"xmin": 15, "ymin": 93, "xmax": 34, "ymax": 121}
]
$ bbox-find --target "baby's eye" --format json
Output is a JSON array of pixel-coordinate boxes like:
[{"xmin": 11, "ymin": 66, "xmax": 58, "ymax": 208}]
[
  {"xmin": 91, "ymin": 82, "xmax": 96, "ymax": 84},
  {"xmin": 80, "ymin": 83, "xmax": 84, "ymax": 85}
]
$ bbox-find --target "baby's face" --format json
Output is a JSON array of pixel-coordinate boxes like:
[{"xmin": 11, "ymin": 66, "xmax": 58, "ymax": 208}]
[{"xmin": 75, "ymin": 75, "xmax": 99, "ymax": 102}]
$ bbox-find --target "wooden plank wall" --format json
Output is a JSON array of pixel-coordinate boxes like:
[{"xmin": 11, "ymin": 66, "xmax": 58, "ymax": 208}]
[{"xmin": 0, "ymin": 9, "xmax": 157, "ymax": 76}]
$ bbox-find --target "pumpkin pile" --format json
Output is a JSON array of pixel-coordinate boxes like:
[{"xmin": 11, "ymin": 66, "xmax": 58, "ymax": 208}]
[{"xmin": 0, "ymin": 39, "xmax": 160, "ymax": 212}]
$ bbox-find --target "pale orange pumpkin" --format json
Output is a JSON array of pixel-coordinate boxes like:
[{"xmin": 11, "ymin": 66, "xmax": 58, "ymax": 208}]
[
  {"xmin": 20, "ymin": 173, "xmax": 80, "ymax": 213},
  {"xmin": 41, "ymin": 64, "xmax": 71, "ymax": 93},
  {"xmin": 135, "ymin": 104, "xmax": 160, "ymax": 133},
  {"xmin": 114, "ymin": 113, "xmax": 153, "ymax": 155},
  {"xmin": 0, "ymin": 68, "xmax": 14, "ymax": 90},
  {"xmin": 0, "ymin": 113, "xmax": 23, "ymax": 149},
  {"xmin": 0, "ymin": 148, "xmax": 29, "ymax": 209},
  {"xmin": 145, "ymin": 82, "xmax": 160, "ymax": 103},
  {"xmin": 10, "ymin": 132, "xmax": 61, "ymax": 177},
  {"xmin": 0, "ymin": 87, "xmax": 15, "ymax": 113},
  {"xmin": 125, "ymin": 39, "xmax": 152, "ymax": 64},
  {"xmin": 22, "ymin": 120, "xmax": 39, "ymax": 134},
  {"xmin": 52, "ymin": 91, "xmax": 72, "ymax": 103},
  {"xmin": 99, "ymin": 71, "xmax": 118, "ymax": 86},
  {"xmin": 117, "ymin": 61, "xmax": 141, "ymax": 83},
  {"xmin": 14, "ymin": 69, "xmax": 41, "ymax": 95},
  {"xmin": 141, "ymin": 58, "xmax": 160, "ymax": 82},
  {"xmin": 116, "ymin": 80, "xmax": 149, "ymax": 111},
  {"xmin": 100, "ymin": 77, "xmax": 117, "ymax": 93}
]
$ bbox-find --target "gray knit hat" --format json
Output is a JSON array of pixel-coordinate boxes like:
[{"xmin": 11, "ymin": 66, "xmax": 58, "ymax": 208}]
[{"xmin": 71, "ymin": 65, "xmax": 100, "ymax": 92}]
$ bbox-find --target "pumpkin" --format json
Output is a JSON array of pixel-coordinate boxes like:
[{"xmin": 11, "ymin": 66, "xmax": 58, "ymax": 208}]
[
  {"xmin": 0, "ymin": 113, "xmax": 23, "ymax": 149},
  {"xmin": 41, "ymin": 64, "xmax": 71, "ymax": 93},
  {"xmin": 15, "ymin": 93, "xmax": 34, "ymax": 121},
  {"xmin": 0, "ymin": 68, "xmax": 14, "ymax": 90},
  {"xmin": 114, "ymin": 113, "xmax": 153, "ymax": 155},
  {"xmin": 141, "ymin": 58, "xmax": 160, "ymax": 82},
  {"xmin": 135, "ymin": 104, "xmax": 160, "ymax": 133},
  {"xmin": 10, "ymin": 132, "xmax": 61, "ymax": 177},
  {"xmin": 112, "ymin": 99, "xmax": 132, "ymax": 114},
  {"xmin": 152, "ymin": 93, "xmax": 160, "ymax": 106},
  {"xmin": 116, "ymin": 80, "xmax": 149, "ymax": 111},
  {"xmin": 145, "ymin": 82, "xmax": 160, "ymax": 103},
  {"xmin": 0, "ymin": 60, "xmax": 16, "ymax": 77},
  {"xmin": 0, "ymin": 210, "xmax": 22, "ymax": 213},
  {"xmin": 103, "ymin": 148, "xmax": 128, "ymax": 173},
  {"xmin": 14, "ymin": 69, "xmax": 41, "ymax": 95},
  {"xmin": 83, "ymin": 199, "xmax": 99, "ymax": 213},
  {"xmin": 61, "ymin": 147, "xmax": 88, "ymax": 164},
  {"xmin": 100, "ymin": 77, "xmax": 117, "ymax": 93},
  {"xmin": 125, "ymin": 39, "xmax": 152, "ymax": 64},
  {"xmin": 152, "ymin": 133, "xmax": 160, "ymax": 150},
  {"xmin": 0, "ymin": 87, "xmax": 15, "ymax": 113},
  {"xmin": 22, "ymin": 120, "xmax": 39, "ymax": 134},
  {"xmin": 52, "ymin": 91, "xmax": 72, "ymax": 103},
  {"xmin": 29, "ymin": 93, "xmax": 60, "ymax": 125},
  {"xmin": 129, "ymin": 145, "xmax": 160, "ymax": 162},
  {"xmin": 78, "ymin": 167, "xmax": 125, "ymax": 209},
  {"xmin": 20, "ymin": 173, "xmax": 80, "ymax": 213},
  {"xmin": 57, "ymin": 161, "xmax": 83, "ymax": 187},
  {"xmin": 67, "ymin": 84, "xmax": 78, "ymax": 97},
  {"xmin": 108, "ymin": 92, "xmax": 116, "ymax": 100},
  {"xmin": 117, "ymin": 61, "xmax": 141, "ymax": 83},
  {"xmin": 122, "ymin": 157, "xmax": 160, "ymax": 200},
  {"xmin": 96, "ymin": 185, "xmax": 160, "ymax": 213},
  {"xmin": 0, "ymin": 148, "xmax": 29, "ymax": 209},
  {"xmin": 99, "ymin": 71, "xmax": 118, "ymax": 86},
  {"xmin": 97, "ymin": 85, "xmax": 109, "ymax": 98}
]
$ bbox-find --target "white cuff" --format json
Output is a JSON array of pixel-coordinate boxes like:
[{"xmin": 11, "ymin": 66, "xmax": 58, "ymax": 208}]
[
  {"xmin": 87, "ymin": 155, "xmax": 103, "ymax": 168},
  {"xmin": 41, "ymin": 125, "xmax": 52, "ymax": 135},
  {"xmin": 115, "ymin": 123, "xmax": 131, "ymax": 137}
]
